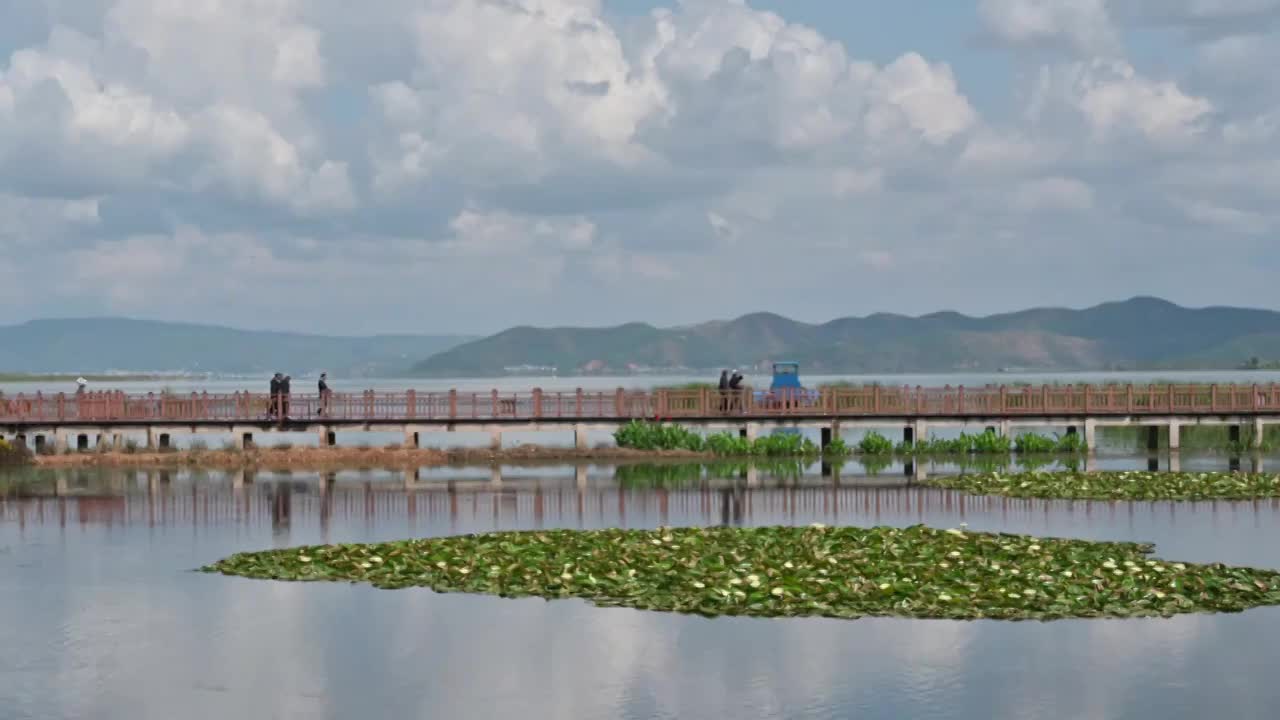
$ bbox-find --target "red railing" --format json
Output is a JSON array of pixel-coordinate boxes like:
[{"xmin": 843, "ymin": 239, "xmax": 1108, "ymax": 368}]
[{"xmin": 1, "ymin": 384, "xmax": 1278, "ymax": 424}]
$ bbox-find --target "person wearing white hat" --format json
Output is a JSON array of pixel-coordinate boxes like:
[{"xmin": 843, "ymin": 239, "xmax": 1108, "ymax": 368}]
[{"xmin": 75, "ymin": 377, "xmax": 87, "ymax": 394}]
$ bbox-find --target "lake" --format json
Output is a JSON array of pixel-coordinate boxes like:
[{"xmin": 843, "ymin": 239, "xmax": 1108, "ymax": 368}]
[{"xmin": 3, "ymin": 457, "xmax": 1279, "ymax": 719}]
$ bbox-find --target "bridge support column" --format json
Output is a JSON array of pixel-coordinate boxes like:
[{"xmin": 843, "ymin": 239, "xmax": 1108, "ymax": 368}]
[
  {"xmin": 741, "ymin": 423, "xmax": 760, "ymax": 441},
  {"xmin": 54, "ymin": 431, "xmax": 69, "ymax": 454},
  {"xmin": 574, "ymin": 424, "xmax": 588, "ymax": 450},
  {"xmin": 490, "ymin": 465, "xmax": 502, "ymax": 487},
  {"xmin": 1254, "ymin": 418, "xmax": 1266, "ymax": 448},
  {"xmin": 575, "ymin": 464, "xmax": 588, "ymax": 490},
  {"xmin": 489, "ymin": 430, "xmax": 502, "ymax": 451},
  {"xmin": 145, "ymin": 427, "xmax": 157, "ymax": 450},
  {"xmin": 1169, "ymin": 450, "xmax": 1181, "ymax": 473},
  {"xmin": 1083, "ymin": 420, "xmax": 1097, "ymax": 452},
  {"xmin": 1000, "ymin": 420, "xmax": 1012, "ymax": 438},
  {"xmin": 403, "ymin": 428, "xmax": 418, "ymax": 449},
  {"xmin": 95, "ymin": 433, "xmax": 109, "ymax": 450},
  {"xmin": 1252, "ymin": 453, "xmax": 1264, "ymax": 474},
  {"xmin": 912, "ymin": 420, "xmax": 928, "ymax": 446},
  {"xmin": 1168, "ymin": 421, "xmax": 1181, "ymax": 451},
  {"xmin": 111, "ymin": 433, "xmax": 124, "ymax": 449}
]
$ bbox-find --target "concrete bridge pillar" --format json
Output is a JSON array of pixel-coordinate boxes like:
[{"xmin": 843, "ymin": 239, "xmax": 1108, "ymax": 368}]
[
  {"xmin": 746, "ymin": 464, "xmax": 760, "ymax": 487},
  {"xmin": 911, "ymin": 420, "xmax": 928, "ymax": 446},
  {"xmin": 489, "ymin": 429, "xmax": 503, "ymax": 451},
  {"xmin": 1168, "ymin": 421, "xmax": 1181, "ymax": 451},
  {"xmin": 318, "ymin": 427, "xmax": 334, "ymax": 448},
  {"xmin": 574, "ymin": 424, "xmax": 588, "ymax": 450},
  {"xmin": 96, "ymin": 433, "xmax": 110, "ymax": 450},
  {"xmin": 1083, "ymin": 420, "xmax": 1097, "ymax": 452},
  {"xmin": 111, "ymin": 433, "xmax": 124, "ymax": 449},
  {"xmin": 1252, "ymin": 453, "xmax": 1264, "ymax": 474},
  {"xmin": 575, "ymin": 464, "xmax": 588, "ymax": 490},
  {"xmin": 741, "ymin": 423, "xmax": 760, "ymax": 441},
  {"xmin": 1255, "ymin": 418, "xmax": 1266, "ymax": 448},
  {"xmin": 1000, "ymin": 420, "xmax": 1012, "ymax": 438},
  {"xmin": 1169, "ymin": 450, "xmax": 1181, "ymax": 473},
  {"xmin": 403, "ymin": 428, "xmax": 418, "ymax": 449},
  {"xmin": 54, "ymin": 431, "xmax": 69, "ymax": 454},
  {"xmin": 145, "ymin": 427, "xmax": 157, "ymax": 450}
]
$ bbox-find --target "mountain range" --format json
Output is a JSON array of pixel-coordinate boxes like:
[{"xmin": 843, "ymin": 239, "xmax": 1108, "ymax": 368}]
[
  {"xmin": 0, "ymin": 318, "xmax": 472, "ymax": 377},
  {"xmin": 411, "ymin": 297, "xmax": 1280, "ymax": 377}
]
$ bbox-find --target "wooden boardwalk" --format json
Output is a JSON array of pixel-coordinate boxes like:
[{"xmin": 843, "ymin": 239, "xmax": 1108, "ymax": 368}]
[{"xmin": 3, "ymin": 383, "xmax": 1280, "ymax": 425}]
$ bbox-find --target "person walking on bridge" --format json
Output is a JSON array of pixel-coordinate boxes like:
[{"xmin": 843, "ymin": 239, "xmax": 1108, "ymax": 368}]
[
  {"xmin": 728, "ymin": 369, "xmax": 744, "ymax": 413},
  {"xmin": 718, "ymin": 369, "xmax": 730, "ymax": 413},
  {"xmin": 281, "ymin": 375, "xmax": 292, "ymax": 419},
  {"xmin": 269, "ymin": 373, "xmax": 283, "ymax": 419},
  {"xmin": 318, "ymin": 372, "xmax": 331, "ymax": 416}
]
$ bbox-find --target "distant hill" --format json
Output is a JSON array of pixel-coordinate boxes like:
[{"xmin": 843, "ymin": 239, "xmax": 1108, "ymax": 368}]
[
  {"xmin": 0, "ymin": 318, "xmax": 472, "ymax": 377},
  {"xmin": 412, "ymin": 297, "xmax": 1280, "ymax": 377}
]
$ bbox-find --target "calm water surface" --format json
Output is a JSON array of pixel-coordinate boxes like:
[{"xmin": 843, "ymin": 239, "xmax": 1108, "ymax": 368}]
[{"xmin": 3, "ymin": 459, "xmax": 1279, "ymax": 720}]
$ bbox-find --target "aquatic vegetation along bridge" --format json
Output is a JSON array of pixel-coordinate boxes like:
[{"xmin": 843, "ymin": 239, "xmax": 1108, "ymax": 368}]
[{"xmin": 2, "ymin": 384, "xmax": 1279, "ymax": 451}]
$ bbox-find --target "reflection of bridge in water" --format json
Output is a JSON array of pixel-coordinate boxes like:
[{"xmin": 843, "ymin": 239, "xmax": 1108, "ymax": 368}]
[{"xmin": 6, "ymin": 469, "xmax": 1279, "ymax": 533}]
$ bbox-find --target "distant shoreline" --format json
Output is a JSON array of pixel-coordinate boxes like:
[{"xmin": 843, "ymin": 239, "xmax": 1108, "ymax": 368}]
[{"xmin": 0, "ymin": 373, "xmax": 185, "ymax": 383}]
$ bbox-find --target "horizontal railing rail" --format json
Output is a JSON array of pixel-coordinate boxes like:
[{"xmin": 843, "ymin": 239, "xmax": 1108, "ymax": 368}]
[{"xmin": 2, "ymin": 384, "xmax": 1280, "ymax": 425}]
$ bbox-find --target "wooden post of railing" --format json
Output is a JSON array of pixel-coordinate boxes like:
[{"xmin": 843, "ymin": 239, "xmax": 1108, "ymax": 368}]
[
  {"xmin": 491, "ymin": 389, "xmax": 499, "ymax": 418},
  {"xmin": 448, "ymin": 389, "xmax": 458, "ymax": 419},
  {"xmin": 873, "ymin": 385, "xmax": 881, "ymax": 414},
  {"xmin": 406, "ymin": 390, "xmax": 417, "ymax": 419},
  {"xmin": 56, "ymin": 393, "xmax": 66, "ymax": 421},
  {"xmin": 575, "ymin": 388, "xmax": 584, "ymax": 417},
  {"xmin": 916, "ymin": 385, "xmax": 924, "ymax": 415},
  {"xmin": 957, "ymin": 386, "xmax": 965, "ymax": 415},
  {"xmin": 1252, "ymin": 384, "xmax": 1260, "ymax": 412},
  {"xmin": 656, "ymin": 389, "xmax": 667, "ymax": 419},
  {"xmin": 1126, "ymin": 384, "xmax": 1134, "ymax": 413},
  {"xmin": 1211, "ymin": 384, "xmax": 1218, "ymax": 413},
  {"xmin": 1083, "ymin": 384, "xmax": 1091, "ymax": 413},
  {"xmin": 1000, "ymin": 386, "xmax": 1007, "ymax": 413},
  {"xmin": 532, "ymin": 388, "xmax": 543, "ymax": 418},
  {"xmin": 1041, "ymin": 384, "xmax": 1049, "ymax": 413},
  {"xmin": 1167, "ymin": 384, "xmax": 1174, "ymax": 413},
  {"xmin": 615, "ymin": 388, "xmax": 625, "ymax": 417}
]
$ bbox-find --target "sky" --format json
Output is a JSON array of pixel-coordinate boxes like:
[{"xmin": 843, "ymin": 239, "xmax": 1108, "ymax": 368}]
[{"xmin": 1, "ymin": 0, "xmax": 1278, "ymax": 336}]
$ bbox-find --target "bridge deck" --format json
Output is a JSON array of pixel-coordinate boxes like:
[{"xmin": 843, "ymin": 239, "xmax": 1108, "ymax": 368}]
[{"xmin": 2, "ymin": 383, "xmax": 1279, "ymax": 428}]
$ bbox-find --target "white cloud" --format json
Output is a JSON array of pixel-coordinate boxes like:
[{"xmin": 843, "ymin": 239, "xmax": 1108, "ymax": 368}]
[
  {"xmin": 1031, "ymin": 59, "xmax": 1213, "ymax": 145},
  {"xmin": 979, "ymin": 0, "xmax": 1120, "ymax": 55},
  {"xmin": 1014, "ymin": 176, "xmax": 1096, "ymax": 211}
]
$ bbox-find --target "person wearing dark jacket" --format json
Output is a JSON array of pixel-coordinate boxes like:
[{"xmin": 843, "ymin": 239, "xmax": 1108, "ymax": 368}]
[
  {"xmin": 318, "ymin": 373, "xmax": 331, "ymax": 416},
  {"xmin": 728, "ymin": 369, "xmax": 744, "ymax": 412},
  {"xmin": 281, "ymin": 375, "xmax": 292, "ymax": 418},
  {"xmin": 718, "ymin": 370, "xmax": 730, "ymax": 413},
  {"xmin": 268, "ymin": 373, "xmax": 282, "ymax": 418}
]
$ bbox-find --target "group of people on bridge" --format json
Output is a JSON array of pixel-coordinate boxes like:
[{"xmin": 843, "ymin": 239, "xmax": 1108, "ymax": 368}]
[
  {"xmin": 717, "ymin": 368, "xmax": 746, "ymax": 413},
  {"xmin": 267, "ymin": 372, "xmax": 332, "ymax": 420}
]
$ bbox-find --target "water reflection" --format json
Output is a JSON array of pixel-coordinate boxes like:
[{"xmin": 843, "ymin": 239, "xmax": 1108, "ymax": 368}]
[{"xmin": 3, "ymin": 461, "xmax": 1280, "ymax": 720}]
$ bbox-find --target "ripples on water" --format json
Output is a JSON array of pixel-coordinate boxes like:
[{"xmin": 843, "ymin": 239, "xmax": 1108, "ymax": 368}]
[{"xmin": 3, "ymin": 459, "xmax": 1280, "ymax": 720}]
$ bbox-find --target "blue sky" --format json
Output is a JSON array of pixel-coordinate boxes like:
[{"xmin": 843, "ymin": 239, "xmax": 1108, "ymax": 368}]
[{"xmin": 1, "ymin": 0, "xmax": 1278, "ymax": 335}]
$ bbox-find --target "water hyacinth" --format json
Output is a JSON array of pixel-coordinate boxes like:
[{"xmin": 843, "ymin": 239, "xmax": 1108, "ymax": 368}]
[
  {"xmin": 200, "ymin": 525, "xmax": 1280, "ymax": 622},
  {"xmin": 926, "ymin": 470, "xmax": 1280, "ymax": 501}
]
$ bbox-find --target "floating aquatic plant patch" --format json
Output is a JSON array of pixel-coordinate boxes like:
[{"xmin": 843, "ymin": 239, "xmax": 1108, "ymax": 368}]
[
  {"xmin": 200, "ymin": 525, "xmax": 1280, "ymax": 621},
  {"xmin": 926, "ymin": 470, "xmax": 1280, "ymax": 501}
]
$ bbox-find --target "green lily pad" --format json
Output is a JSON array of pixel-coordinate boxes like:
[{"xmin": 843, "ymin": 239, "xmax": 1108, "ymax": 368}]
[
  {"xmin": 926, "ymin": 470, "xmax": 1280, "ymax": 501},
  {"xmin": 200, "ymin": 525, "xmax": 1280, "ymax": 621}
]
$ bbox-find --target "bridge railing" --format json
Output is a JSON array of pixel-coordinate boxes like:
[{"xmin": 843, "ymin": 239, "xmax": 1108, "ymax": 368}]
[{"xmin": 2, "ymin": 384, "xmax": 1279, "ymax": 424}]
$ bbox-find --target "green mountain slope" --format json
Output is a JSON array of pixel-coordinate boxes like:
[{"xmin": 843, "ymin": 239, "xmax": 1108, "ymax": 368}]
[
  {"xmin": 0, "ymin": 318, "xmax": 472, "ymax": 377},
  {"xmin": 411, "ymin": 297, "xmax": 1280, "ymax": 377}
]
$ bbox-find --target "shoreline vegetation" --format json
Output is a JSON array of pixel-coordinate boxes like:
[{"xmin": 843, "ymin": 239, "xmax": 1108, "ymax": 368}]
[{"xmin": 200, "ymin": 524, "xmax": 1280, "ymax": 622}]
